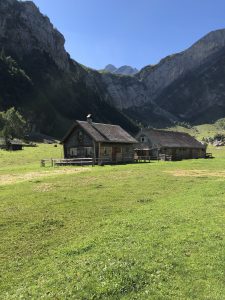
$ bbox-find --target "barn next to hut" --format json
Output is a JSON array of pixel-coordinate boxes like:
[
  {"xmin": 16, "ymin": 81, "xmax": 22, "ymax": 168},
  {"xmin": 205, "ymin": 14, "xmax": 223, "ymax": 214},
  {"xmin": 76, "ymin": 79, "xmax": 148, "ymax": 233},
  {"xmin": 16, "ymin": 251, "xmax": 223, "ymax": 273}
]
[
  {"xmin": 61, "ymin": 116, "xmax": 138, "ymax": 164},
  {"xmin": 135, "ymin": 129, "xmax": 206, "ymax": 160},
  {"xmin": 0, "ymin": 138, "xmax": 24, "ymax": 151}
]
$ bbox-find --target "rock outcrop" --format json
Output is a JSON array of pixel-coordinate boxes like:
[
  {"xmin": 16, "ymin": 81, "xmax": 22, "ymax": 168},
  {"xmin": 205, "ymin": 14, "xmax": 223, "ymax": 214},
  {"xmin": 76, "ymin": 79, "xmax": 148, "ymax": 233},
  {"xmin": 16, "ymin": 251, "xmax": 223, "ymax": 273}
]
[
  {"xmin": 137, "ymin": 29, "xmax": 225, "ymax": 101},
  {"xmin": 0, "ymin": 0, "xmax": 139, "ymax": 137},
  {"xmin": 0, "ymin": 0, "xmax": 69, "ymax": 70}
]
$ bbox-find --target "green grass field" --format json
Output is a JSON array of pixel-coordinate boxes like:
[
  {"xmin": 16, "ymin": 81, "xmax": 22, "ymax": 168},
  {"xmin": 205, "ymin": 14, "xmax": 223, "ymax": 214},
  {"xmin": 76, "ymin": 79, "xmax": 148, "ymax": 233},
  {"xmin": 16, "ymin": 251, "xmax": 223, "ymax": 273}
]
[
  {"xmin": 167, "ymin": 119, "xmax": 225, "ymax": 141},
  {"xmin": 0, "ymin": 144, "xmax": 225, "ymax": 299}
]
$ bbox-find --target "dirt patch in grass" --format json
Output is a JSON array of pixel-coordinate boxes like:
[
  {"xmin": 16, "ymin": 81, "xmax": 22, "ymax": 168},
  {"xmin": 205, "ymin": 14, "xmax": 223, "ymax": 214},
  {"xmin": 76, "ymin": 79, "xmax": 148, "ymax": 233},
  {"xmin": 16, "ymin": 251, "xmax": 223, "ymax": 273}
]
[
  {"xmin": 165, "ymin": 169, "xmax": 225, "ymax": 177},
  {"xmin": 33, "ymin": 183, "xmax": 54, "ymax": 192},
  {"xmin": 0, "ymin": 168, "xmax": 91, "ymax": 186}
]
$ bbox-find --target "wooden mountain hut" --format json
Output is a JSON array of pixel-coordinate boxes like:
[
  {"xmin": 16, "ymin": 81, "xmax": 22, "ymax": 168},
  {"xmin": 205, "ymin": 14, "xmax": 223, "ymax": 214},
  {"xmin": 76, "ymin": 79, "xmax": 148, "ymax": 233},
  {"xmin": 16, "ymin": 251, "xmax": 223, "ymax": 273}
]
[
  {"xmin": 61, "ymin": 115, "xmax": 138, "ymax": 164},
  {"xmin": 0, "ymin": 138, "xmax": 24, "ymax": 151},
  {"xmin": 135, "ymin": 129, "xmax": 206, "ymax": 160}
]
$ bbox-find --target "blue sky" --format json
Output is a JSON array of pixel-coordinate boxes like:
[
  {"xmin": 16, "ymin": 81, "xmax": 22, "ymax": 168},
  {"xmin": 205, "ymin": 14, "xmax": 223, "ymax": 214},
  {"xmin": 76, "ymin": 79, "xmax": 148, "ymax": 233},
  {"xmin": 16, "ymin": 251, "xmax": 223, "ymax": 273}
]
[{"xmin": 28, "ymin": 0, "xmax": 225, "ymax": 70}]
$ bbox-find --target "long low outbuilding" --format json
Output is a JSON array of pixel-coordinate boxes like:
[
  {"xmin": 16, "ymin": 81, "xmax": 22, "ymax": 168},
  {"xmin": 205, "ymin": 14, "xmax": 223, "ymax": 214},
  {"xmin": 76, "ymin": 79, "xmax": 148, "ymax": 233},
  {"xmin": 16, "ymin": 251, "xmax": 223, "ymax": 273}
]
[
  {"xmin": 0, "ymin": 138, "xmax": 25, "ymax": 151},
  {"xmin": 61, "ymin": 115, "xmax": 138, "ymax": 164},
  {"xmin": 135, "ymin": 129, "xmax": 206, "ymax": 160}
]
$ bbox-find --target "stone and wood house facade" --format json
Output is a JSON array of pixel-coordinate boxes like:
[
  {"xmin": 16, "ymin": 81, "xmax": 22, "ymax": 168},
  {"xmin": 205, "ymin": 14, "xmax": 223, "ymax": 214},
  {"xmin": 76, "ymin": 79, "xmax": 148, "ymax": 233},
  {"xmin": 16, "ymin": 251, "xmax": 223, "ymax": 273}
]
[
  {"xmin": 135, "ymin": 129, "xmax": 206, "ymax": 160},
  {"xmin": 61, "ymin": 116, "xmax": 138, "ymax": 164}
]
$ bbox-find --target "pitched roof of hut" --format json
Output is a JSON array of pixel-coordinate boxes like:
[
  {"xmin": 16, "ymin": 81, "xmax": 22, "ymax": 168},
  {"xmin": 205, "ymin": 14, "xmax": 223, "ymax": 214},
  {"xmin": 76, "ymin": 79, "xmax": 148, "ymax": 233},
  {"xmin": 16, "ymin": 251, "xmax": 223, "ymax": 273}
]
[
  {"xmin": 0, "ymin": 137, "xmax": 24, "ymax": 146},
  {"xmin": 62, "ymin": 120, "xmax": 138, "ymax": 144},
  {"xmin": 136, "ymin": 129, "xmax": 205, "ymax": 149},
  {"xmin": 8, "ymin": 138, "xmax": 24, "ymax": 145}
]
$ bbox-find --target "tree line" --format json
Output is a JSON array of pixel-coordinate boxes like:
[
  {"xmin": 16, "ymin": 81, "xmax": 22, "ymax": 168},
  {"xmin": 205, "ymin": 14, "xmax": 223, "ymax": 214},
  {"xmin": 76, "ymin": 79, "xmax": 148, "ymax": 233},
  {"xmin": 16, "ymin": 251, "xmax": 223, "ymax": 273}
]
[{"xmin": 0, "ymin": 107, "xmax": 26, "ymax": 140}]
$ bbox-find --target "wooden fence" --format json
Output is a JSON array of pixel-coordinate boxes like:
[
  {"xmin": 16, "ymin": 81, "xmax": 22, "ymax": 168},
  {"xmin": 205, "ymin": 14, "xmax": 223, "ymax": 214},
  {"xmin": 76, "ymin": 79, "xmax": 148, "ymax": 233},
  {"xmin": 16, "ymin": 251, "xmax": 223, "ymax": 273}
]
[
  {"xmin": 158, "ymin": 154, "xmax": 173, "ymax": 161},
  {"xmin": 41, "ymin": 157, "xmax": 111, "ymax": 167},
  {"xmin": 40, "ymin": 158, "xmax": 94, "ymax": 167},
  {"xmin": 134, "ymin": 156, "xmax": 151, "ymax": 163},
  {"xmin": 41, "ymin": 152, "xmax": 213, "ymax": 167},
  {"xmin": 55, "ymin": 158, "xmax": 93, "ymax": 166},
  {"xmin": 40, "ymin": 159, "xmax": 54, "ymax": 167},
  {"xmin": 41, "ymin": 156, "xmax": 139, "ymax": 167}
]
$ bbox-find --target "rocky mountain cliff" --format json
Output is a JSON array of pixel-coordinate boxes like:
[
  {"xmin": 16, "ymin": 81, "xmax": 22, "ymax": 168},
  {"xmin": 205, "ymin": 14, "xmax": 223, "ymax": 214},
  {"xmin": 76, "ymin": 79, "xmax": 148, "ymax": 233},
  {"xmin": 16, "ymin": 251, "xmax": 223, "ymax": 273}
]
[
  {"xmin": 138, "ymin": 30, "xmax": 225, "ymax": 100},
  {"xmin": 0, "ymin": 0, "xmax": 138, "ymax": 137},
  {"xmin": 132, "ymin": 29, "xmax": 225, "ymax": 125},
  {"xmin": 100, "ymin": 29, "xmax": 225, "ymax": 126},
  {"xmin": 1, "ymin": 0, "xmax": 225, "ymax": 136},
  {"xmin": 0, "ymin": 0, "xmax": 69, "ymax": 70}
]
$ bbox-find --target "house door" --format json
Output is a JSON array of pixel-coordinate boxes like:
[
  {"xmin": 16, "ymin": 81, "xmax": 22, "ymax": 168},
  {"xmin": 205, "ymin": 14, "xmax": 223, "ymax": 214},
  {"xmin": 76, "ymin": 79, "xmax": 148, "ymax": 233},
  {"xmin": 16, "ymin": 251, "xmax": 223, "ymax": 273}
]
[
  {"xmin": 112, "ymin": 146, "xmax": 122, "ymax": 162},
  {"xmin": 172, "ymin": 148, "xmax": 177, "ymax": 160},
  {"xmin": 112, "ymin": 147, "xmax": 117, "ymax": 162}
]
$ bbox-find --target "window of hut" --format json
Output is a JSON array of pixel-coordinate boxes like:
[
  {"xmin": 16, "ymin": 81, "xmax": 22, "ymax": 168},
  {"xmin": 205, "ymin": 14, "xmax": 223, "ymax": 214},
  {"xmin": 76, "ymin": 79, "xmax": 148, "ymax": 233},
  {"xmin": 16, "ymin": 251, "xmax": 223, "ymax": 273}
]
[
  {"xmin": 140, "ymin": 136, "xmax": 147, "ymax": 142},
  {"xmin": 70, "ymin": 147, "xmax": 77, "ymax": 156},
  {"xmin": 103, "ymin": 147, "xmax": 111, "ymax": 156},
  {"xmin": 78, "ymin": 130, "xmax": 83, "ymax": 142},
  {"xmin": 85, "ymin": 147, "xmax": 93, "ymax": 157}
]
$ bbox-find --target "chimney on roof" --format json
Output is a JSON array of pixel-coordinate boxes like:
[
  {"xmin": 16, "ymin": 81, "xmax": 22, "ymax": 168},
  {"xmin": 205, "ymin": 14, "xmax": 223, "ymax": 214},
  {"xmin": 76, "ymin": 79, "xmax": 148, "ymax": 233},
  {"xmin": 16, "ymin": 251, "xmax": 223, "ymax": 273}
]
[{"xmin": 87, "ymin": 114, "xmax": 92, "ymax": 124}]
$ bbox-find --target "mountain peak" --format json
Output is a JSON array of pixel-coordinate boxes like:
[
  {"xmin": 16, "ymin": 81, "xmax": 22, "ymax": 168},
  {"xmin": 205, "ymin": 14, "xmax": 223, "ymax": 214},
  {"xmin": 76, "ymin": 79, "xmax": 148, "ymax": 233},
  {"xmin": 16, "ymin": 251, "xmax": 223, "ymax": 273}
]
[
  {"xmin": 103, "ymin": 64, "xmax": 138, "ymax": 76},
  {"xmin": 104, "ymin": 64, "xmax": 117, "ymax": 72}
]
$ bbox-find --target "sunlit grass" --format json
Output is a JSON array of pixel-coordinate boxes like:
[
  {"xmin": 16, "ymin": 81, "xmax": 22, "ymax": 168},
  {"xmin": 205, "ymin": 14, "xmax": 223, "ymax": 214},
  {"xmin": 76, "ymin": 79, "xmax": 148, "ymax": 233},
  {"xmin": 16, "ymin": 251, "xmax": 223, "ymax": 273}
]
[{"xmin": 0, "ymin": 145, "xmax": 225, "ymax": 299}]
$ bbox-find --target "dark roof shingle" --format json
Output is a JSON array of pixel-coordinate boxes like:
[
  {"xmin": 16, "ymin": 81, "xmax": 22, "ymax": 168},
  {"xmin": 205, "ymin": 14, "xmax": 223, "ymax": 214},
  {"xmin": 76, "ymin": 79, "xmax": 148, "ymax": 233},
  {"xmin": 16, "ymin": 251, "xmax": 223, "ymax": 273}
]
[
  {"xmin": 0, "ymin": 138, "xmax": 24, "ymax": 145},
  {"xmin": 136, "ymin": 129, "xmax": 205, "ymax": 149},
  {"xmin": 77, "ymin": 121, "xmax": 106, "ymax": 142},
  {"xmin": 62, "ymin": 120, "xmax": 138, "ymax": 144}
]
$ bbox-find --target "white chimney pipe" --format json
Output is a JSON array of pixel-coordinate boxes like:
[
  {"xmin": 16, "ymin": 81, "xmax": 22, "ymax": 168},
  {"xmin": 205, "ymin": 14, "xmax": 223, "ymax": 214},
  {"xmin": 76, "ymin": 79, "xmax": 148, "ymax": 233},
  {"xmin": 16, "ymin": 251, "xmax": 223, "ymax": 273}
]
[{"xmin": 87, "ymin": 114, "xmax": 92, "ymax": 124}]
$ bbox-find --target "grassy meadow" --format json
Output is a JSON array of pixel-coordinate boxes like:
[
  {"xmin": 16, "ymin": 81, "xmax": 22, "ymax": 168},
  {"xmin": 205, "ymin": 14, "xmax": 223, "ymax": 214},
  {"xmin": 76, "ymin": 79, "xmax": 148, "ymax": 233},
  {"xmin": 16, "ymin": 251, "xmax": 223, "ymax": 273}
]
[
  {"xmin": 0, "ymin": 144, "xmax": 225, "ymax": 299},
  {"xmin": 167, "ymin": 119, "xmax": 225, "ymax": 141}
]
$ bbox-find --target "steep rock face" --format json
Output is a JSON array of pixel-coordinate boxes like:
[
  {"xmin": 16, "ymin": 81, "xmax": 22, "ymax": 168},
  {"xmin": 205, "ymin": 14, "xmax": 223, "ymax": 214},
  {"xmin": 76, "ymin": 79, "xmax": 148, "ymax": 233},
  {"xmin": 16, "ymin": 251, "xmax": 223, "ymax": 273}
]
[
  {"xmin": 152, "ymin": 47, "xmax": 225, "ymax": 124},
  {"xmin": 100, "ymin": 29, "xmax": 225, "ymax": 116},
  {"xmin": 137, "ymin": 29, "xmax": 225, "ymax": 101},
  {"xmin": 101, "ymin": 29, "xmax": 225, "ymax": 126},
  {"xmin": 0, "ymin": 0, "xmax": 69, "ymax": 70},
  {"xmin": 99, "ymin": 72, "xmax": 148, "ymax": 109},
  {"xmin": 2, "ymin": 0, "xmax": 225, "ymax": 135},
  {"xmin": 0, "ymin": 0, "xmax": 139, "ymax": 137},
  {"xmin": 98, "ymin": 71, "xmax": 177, "ymax": 124}
]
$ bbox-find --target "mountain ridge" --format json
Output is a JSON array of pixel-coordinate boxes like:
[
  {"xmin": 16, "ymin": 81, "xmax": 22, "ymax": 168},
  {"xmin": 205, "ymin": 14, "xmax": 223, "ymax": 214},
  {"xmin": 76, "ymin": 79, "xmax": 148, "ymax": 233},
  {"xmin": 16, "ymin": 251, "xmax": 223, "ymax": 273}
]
[
  {"xmin": 99, "ymin": 28, "xmax": 225, "ymax": 126},
  {"xmin": 1, "ymin": 0, "xmax": 225, "ymax": 136},
  {"xmin": 0, "ymin": 0, "xmax": 139, "ymax": 137},
  {"xmin": 102, "ymin": 64, "xmax": 139, "ymax": 76}
]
